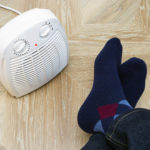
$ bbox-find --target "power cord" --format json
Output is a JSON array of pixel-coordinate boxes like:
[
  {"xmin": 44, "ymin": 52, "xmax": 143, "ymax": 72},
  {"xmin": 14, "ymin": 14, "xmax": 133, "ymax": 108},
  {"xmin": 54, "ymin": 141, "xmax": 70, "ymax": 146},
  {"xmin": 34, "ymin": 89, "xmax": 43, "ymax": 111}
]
[{"xmin": 0, "ymin": 4, "xmax": 21, "ymax": 15}]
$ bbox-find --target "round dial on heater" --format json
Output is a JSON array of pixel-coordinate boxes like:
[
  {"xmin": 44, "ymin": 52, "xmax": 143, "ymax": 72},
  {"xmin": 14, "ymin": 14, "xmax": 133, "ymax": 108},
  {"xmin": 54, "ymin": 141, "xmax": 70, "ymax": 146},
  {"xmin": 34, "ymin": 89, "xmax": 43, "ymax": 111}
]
[
  {"xmin": 14, "ymin": 40, "xmax": 29, "ymax": 54},
  {"xmin": 39, "ymin": 24, "xmax": 52, "ymax": 38}
]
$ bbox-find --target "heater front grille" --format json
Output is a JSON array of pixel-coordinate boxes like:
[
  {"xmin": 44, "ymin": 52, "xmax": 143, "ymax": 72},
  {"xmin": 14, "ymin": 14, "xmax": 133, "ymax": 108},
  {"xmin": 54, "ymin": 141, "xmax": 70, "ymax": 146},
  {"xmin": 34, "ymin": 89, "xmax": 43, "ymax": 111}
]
[{"xmin": 9, "ymin": 30, "xmax": 67, "ymax": 95}]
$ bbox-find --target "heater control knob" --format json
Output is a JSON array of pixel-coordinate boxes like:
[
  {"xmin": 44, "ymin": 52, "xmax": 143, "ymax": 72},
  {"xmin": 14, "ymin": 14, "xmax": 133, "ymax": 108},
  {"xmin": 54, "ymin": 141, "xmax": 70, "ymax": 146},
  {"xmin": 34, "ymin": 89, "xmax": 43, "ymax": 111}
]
[
  {"xmin": 40, "ymin": 24, "xmax": 51, "ymax": 38},
  {"xmin": 14, "ymin": 40, "xmax": 29, "ymax": 54}
]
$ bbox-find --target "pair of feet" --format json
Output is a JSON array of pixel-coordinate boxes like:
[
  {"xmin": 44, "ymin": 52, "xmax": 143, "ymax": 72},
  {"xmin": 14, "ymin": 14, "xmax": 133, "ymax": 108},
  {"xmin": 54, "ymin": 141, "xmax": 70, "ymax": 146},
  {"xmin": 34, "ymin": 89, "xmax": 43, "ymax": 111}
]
[{"xmin": 78, "ymin": 38, "xmax": 147, "ymax": 133}]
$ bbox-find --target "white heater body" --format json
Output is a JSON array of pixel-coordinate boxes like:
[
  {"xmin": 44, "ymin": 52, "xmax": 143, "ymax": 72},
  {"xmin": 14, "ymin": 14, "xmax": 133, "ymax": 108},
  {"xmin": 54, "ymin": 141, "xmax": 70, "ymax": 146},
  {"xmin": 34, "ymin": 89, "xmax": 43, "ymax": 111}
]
[{"xmin": 0, "ymin": 8, "xmax": 69, "ymax": 97}]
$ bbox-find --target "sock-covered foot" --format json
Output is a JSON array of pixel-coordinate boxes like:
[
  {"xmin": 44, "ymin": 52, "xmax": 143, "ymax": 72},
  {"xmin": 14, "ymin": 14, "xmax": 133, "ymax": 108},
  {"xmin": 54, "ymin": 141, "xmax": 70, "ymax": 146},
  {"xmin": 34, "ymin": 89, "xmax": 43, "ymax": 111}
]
[
  {"xmin": 119, "ymin": 57, "xmax": 147, "ymax": 108},
  {"xmin": 77, "ymin": 38, "xmax": 132, "ymax": 134}
]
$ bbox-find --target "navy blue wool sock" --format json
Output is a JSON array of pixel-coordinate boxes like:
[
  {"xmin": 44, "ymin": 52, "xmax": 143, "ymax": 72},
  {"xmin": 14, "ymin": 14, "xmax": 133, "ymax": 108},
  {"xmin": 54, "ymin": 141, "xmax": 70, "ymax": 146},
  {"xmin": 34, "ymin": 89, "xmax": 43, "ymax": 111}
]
[
  {"xmin": 77, "ymin": 38, "xmax": 132, "ymax": 133},
  {"xmin": 119, "ymin": 57, "xmax": 147, "ymax": 108}
]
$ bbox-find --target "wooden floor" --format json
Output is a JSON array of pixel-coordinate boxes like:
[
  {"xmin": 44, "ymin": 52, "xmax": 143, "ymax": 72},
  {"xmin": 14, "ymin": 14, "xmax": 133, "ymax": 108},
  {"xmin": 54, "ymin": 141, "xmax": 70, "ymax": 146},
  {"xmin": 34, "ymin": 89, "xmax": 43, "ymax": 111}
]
[{"xmin": 0, "ymin": 0, "xmax": 150, "ymax": 149}]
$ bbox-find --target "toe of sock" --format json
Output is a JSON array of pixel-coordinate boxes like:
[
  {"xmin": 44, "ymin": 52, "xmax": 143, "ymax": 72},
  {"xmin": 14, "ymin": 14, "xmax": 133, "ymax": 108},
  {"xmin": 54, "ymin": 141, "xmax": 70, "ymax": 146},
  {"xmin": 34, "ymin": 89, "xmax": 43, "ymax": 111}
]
[
  {"xmin": 107, "ymin": 37, "xmax": 121, "ymax": 46},
  {"xmin": 132, "ymin": 57, "xmax": 147, "ymax": 78},
  {"xmin": 122, "ymin": 57, "xmax": 147, "ymax": 78},
  {"xmin": 95, "ymin": 37, "xmax": 122, "ymax": 66},
  {"xmin": 105, "ymin": 37, "xmax": 122, "ymax": 63}
]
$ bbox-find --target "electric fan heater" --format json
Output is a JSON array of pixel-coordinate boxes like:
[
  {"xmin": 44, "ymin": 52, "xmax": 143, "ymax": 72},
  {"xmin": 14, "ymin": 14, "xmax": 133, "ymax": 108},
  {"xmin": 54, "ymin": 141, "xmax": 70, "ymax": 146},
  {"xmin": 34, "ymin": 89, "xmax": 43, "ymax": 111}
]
[{"xmin": 0, "ymin": 8, "xmax": 69, "ymax": 97}]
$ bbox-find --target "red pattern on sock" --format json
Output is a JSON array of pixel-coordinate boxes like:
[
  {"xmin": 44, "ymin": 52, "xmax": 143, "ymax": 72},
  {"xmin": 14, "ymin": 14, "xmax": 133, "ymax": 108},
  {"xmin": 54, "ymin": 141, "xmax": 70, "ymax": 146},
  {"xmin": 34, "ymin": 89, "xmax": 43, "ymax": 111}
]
[{"xmin": 98, "ymin": 103, "xmax": 118, "ymax": 120}]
